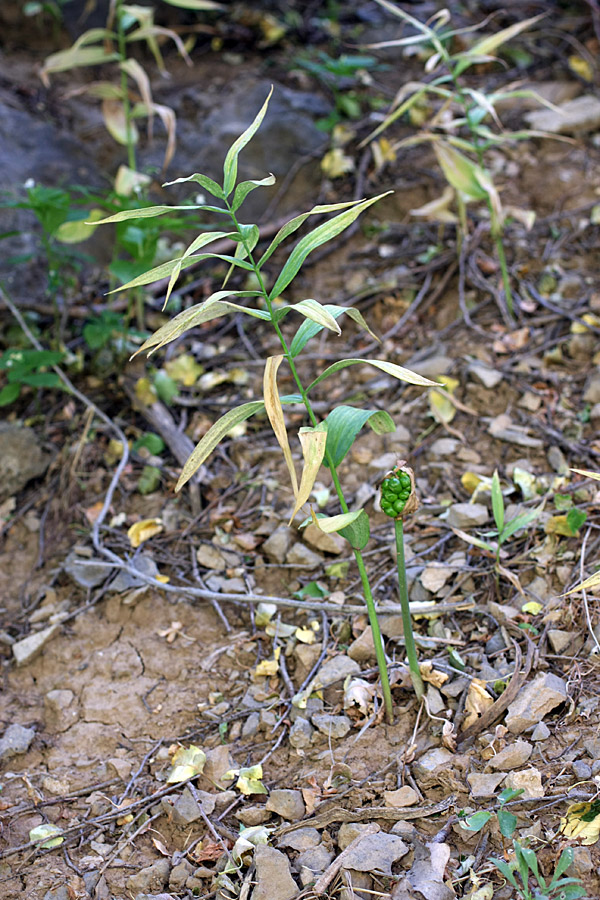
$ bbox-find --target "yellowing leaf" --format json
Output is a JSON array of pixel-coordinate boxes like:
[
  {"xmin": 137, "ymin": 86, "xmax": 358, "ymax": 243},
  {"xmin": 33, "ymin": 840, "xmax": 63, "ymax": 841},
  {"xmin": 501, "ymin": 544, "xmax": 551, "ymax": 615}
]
[
  {"xmin": 419, "ymin": 661, "xmax": 449, "ymax": 688},
  {"xmin": 571, "ymin": 468, "xmax": 600, "ymax": 481},
  {"xmin": 288, "ymin": 425, "xmax": 328, "ymax": 524},
  {"xmin": 135, "ymin": 376, "xmax": 157, "ymax": 406},
  {"xmin": 255, "ymin": 602, "xmax": 277, "ymax": 627},
  {"xmin": 544, "ymin": 515, "xmax": 576, "ymax": 537},
  {"xmin": 564, "ymin": 571, "xmax": 600, "ymax": 596},
  {"xmin": 411, "ymin": 185, "xmax": 457, "ymax": 223},
  {"xmin": 462, "ymin": 678, "xmax": 494, "ymax": 730},
  {"xmin": 224, "ymin": 765, "xmax": 268, "ymax": 795},
  {"xmin": 371, "ymin": 137, "xmax": 397, "ymax": 172},
  {"xmin": 429, "ymin": 376, "xmax": 459, "ymax": 425},
  {"xmin": 568, "ymin": 54, "xmax": 594, "ymax": 82},
  {"xmin": 29, "ymin": 823, "xmax": 64, "ymax": 849},
  {"xmin": 56, "ymin": 208, "xmax": 104, "ymax": 243},
  {"xmin": 433, "ymin": 142, "xmax": 488, "ymax": 202},
  {"xmin": 461, "ymin": 471, "xmax": 483, "ymax": 495},
  {"xmin": 560, "ymin": 800, "xmax": 600, "ymax": 845},
  {"xmin": 522, "ymin": 601, "xmax": 543, "ymax": 615},
  {"xmin": 102, "ymin": 98, "xmax": 139, "ymax": 146},
  {"xmin": 114, "ymin": 164, "xmax": 151, "ymax": 197},
  {"xmin": 166, "ymin": 744, "xmax": 206, "ymax": 783},
  {"xmin": 571, "ymin": 313, "xmax": 600, "ymax": 334},
  {"xmin": 127, "ymin": 518, "xmax": 163, "ymax": 548},
  {"xmin": 321, "ymin": 148, "xmax": 355, "ymax": 178},
  {"xmin": 263, "ymin": 355, "xmax": 298, "ymax": 497},
  {"xmin": 164, "ymin": 354, "xmax": 204, "ymax": 386},
  {"xmin": 295, "ymin": 626, "xmax": 316, "ymax": 644},
  {"xmin": 254, "ymin": 646, "xmax": 281, "ymax": 678}
]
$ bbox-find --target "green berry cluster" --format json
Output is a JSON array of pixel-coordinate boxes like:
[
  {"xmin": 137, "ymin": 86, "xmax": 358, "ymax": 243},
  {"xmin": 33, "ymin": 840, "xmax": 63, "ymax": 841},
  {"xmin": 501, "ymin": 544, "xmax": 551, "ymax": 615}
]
[{"xmin": 380, "ymin": 470, "xmax": 412, "ymax": 518}]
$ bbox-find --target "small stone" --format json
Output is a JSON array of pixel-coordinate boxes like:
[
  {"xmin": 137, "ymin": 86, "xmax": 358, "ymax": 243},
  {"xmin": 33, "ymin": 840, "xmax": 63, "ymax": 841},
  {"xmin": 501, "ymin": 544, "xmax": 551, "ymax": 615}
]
[
  {"xmin": 428, "ymin": 438, "xmax": 459, "ymax": 458},
  {"xmin": 63, "ymin": 550, "xmax": 108, "ymax": 589},
  {"xmin": 379, "ymin": 615, "xmax": 404, "ymax": 638},
  {"xmin": 531, "ymin": 722, "xmax": 551, "ymax": 741},
  {"xmin": 242, "ymin": 712, "xmax": 260, "ymax": 739},
  {"xmin": 163, "ymin": 787, "xmax": 215, "ymax": 825},
  {"xmin": 505, "ymin": 673, "xmax": 568, "ymax": 733},
  {"xmin": 572, "ymin": 760, "xmax": 592, "ymax": 780},
  {"xmin": 296, "ymin": 845, "xmax": 334, "ymax": 873},
  {"xmin": 525, "ymin": 94, "xmax": 600, "ymax": 134},
  {"xmin": 446, "ymin": 503, "xmax": 489, "ymax": 529},
  {"xmin": 12, "ymin": 625, "xmax": 58, "ymax": 666},
  {"xmin": 548, "ymin": 630, "xmax": 574, "ymax": 653},
  {"xmin": 196, "ymin": 544, "xmax": 226, "ymax": 570},
  {"xmin": 583, "ymin": 737, "xmax": 600, "ymax": 758},
  {"xmin": 413, "ymin": 748, "xmax": 455, "ymax": 777},
  {"xmin": 504, "ymin": 768, "xmax": 544, "ymax": 799},
  {"xmin": 289, "ymin": 718, "xmax": 313, "ymax": 750},
  {"xmin": 338, "ymin": 822, "xmax": 380, "ymax": 851},
  {"xmin": 347, "ymin": 626, "xmax": 377, "ymax": 663},
  {"xmin": 410, "ymin": 355, "xmax": 453, "ymax": 380},
  {"xmin": 338, "ymin": 871, "xmax": 373, "ymax": 900},
  {"xmin": 340, "ymin": 832, "xmax": 409, "ymax": 876},
  {"xmin": 262, "ymin": 526, "xmax": 294, "ymax": 564},
  {"xmin": 252, "ymin": 844, "xmax": 298, "ymax": 900},
  {"xmin": 468, "ymin": 363, "xmax": 503, "ymax": 389},
  {"xmin": 169, "ymin": 859, "xmax": 194, "ymax": 891},
  {"xmin": 547, "ymin": 446, "xmax": 569, "ymax": 475},
  {"xmin": 489, "ymin": 740, "xmax": 533, "ymax": 771},
  {"xmin": 303, "ymin": 523, "xmax": 345, "ymax": 554},
  {"xmin": 488, "ymin": 414, "xmax": 543, "ymax": 448},
  {"xmin": 425, "ymin": 685, "xmax": 445, "ymax": 716},
  {"xmin": 311, "ymin": 713, "xmax": 352, "ymax": 740},
  {"xmin": 43, "ymin": 889, "xmax": 71, "ymax": 900},
  {"xmin": 286, "ymin": 543, "xmax": 323, "ymax": 568},
  {"xmin": 316, "ymin": 655, "xmax": 360, "ymax": 688},
  {"xmin": 592, "ymin": 760, "xmax": 600, "ymax": 776},
  {"xmin": 44, "ymin": 689, "xmax": 77, "ymax": 733},
  {"xmin": 566, "ymin": 846, "xmax": 593, "ymax": 879},
  {"xmin": 125, "ymin": 859, "xmax": 171, "ymax": 895},
  {"xmin": 0, "ymin": 723, "xmax": 35, "ymax": 760},
  {"xmin": 201, "ymin": 746, "xmax": 236, "ymax": 787},
  {"xmin": 259, "ymin": 709, "xmax": 277, "ymax": 730},
  {"xmin": 266, "ymin": 789, "xmax": 305, "ymax": 821},
  {"xmin": 467, "ymin": 773, "xmax": 506, "ymax": 798},
  {"xmin": 277, "ymin": 827, "xmax": 321, "ymax": 851},
  {"xmin": 384, "ymin": 786, "xmax": 419, "ymax": 807},
  {"xmin": 236, "ymin": 805, "xmax": 272, "ymax": 827},
  {"xmin": 0, "ymin": 424, "xmax": 50, "ymax": 500}
]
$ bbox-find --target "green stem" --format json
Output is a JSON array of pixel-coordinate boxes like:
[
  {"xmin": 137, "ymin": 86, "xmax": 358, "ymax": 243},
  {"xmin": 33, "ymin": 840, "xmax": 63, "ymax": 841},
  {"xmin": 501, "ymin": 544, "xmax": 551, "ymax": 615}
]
[
  {"xmin": 115, "ymin": 0, "xmax": 136, "ymax": 172},
  {"xmin": 228, "ymin": 203, "xmax": 394, "ymax": 722},
  {"xmin": 494, "ymin": 231, "xmax": 513, "ymax": 318},
  {"xmin": 394, "ymin": 518, "xmax": 425, "ymax": 700}
]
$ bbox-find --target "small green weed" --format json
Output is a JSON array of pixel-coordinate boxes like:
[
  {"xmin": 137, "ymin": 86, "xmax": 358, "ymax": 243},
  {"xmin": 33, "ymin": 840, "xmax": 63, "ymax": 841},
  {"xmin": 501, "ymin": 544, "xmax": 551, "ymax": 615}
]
[
  {"xmin": 0, "ymin": 348, "xmax": 64, "ymax": 406},
  {"xmin": 492, "ymin": 841, "xmax": 585, "ymax": 900}
]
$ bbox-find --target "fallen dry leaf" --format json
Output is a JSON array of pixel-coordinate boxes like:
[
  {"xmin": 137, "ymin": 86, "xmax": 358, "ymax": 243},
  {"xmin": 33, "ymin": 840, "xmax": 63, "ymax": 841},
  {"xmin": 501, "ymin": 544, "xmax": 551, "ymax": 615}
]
[{"xmin": 462, "ymin": 678, "xmax": 494, "ymax": 730}]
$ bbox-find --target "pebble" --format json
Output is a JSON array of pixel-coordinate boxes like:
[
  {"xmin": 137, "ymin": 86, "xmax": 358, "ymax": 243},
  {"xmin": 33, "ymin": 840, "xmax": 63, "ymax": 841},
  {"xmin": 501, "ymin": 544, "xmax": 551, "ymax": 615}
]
[
  {"xmin": 347, "ymin": 626, "xmax": 377, "ymax": 663},
  {"xmin": 413, "ymin": 747, "xmax": 455, "ymax": 777},
  {"xmin": 252, "ymin": 845, "xmax": 298, "ymax": 900},
  {"xmin": 242, "ymin": 712, "xmax": 260, "ymax": 739},
  {"xmin": 311, "ymin": 713, "xmax": 352, "ymax": 740},
  {"xmin": 488, "ymin": 413, "xmax": 543, "ymax": 448},
  {"xmin": 572, "ymin": 760, "xmax": 592, "ymax": 780},
  {"xmin": 428, "ymin": 438, "xmax": 459, "ymax": 458},
  {"xmin": 548, "ymin": 630, "xmax": 574, "ymax": 653},
  {"xmin": 505, "ymin": 673, "xmax": 568, "ymax": 733},
  {"xmin": 468, "ymin": 362, "xmax": 503, "ymax": 389},
  {"xmin": 488, "ymin": 740, "xmax": 533, "ymax": 771},
  {"xmin": 12, "ymin": 624, "xmax": 58, "ymax": 666},
  {"xmin": 169, "ymin": 860, "xmax": 194, "ymax": 891},
  {"xmin": 0, "ymin": 424, "xmax": 50, "ymax": 500},
  {"xmin": 289, "ymin": 717, "xmax": 314, "ymax": 750},
  {"xmin": 340, "ymin": 832, "xmax": 409, "ymax": 876},
  {"xmin": 236, "ymin": 805, "xmax": 272, "ymax": 827},
  {"xmin": 315, "ymin": 655, "xmax": 360, "ymax": 688},
  {"xmin": 525, "ymin": 94, "xmax": 600, "ymax": 134},
  {"xmin": 164, "ymin": 787, "xmax": 215, "ymax": 826},
  {"xmin": 0, "ymin": 723, "xmax": 35, "ymax": 760},
  {"xmin": 63, "ymin": 550, "xmax": 109, "ymax": 588},
  {"xmin": 467, "ymin": 773, "xmax": 506, "ymax": 798},
  {"xmin": 277, "ymin": 827, "xmax": 321, "ymax": 852},
  {"xmin": 295, "ymin": 844, "xmax": 334, "ymax": 874},
  {"xmin": 286, "ymin": 543, "xmax": 323, "ymax": 568},
  {"xmin": 262, "ymin": 526, "xmax": 294, "ymax": 564},
  {"xmin": 125, "ymin": 860, "xmax": 171, "ymax": 895},
  {"xmin": 266, "ymin": 789, "xmax": 305, "ymax": 821},
  {"xmin": 338, "ymin": 822, "xmax": 380, "ymax": 851},
  {"xmin": 44, "ymin": 689, "xmax": 77, "ymax": 733},
  {"xmin": 504, "ymin": 768, "xmax": 544, "ymax": 799},
  {"xmin": 583, "ymin": 375, "xmax": 600, "ymax": 405},
  {"xmin": 201, "ymin": 745, "xmax": 236, "ymax": 786},
  {"xmin": 531, "ymin": 722, "xmax": 551, "ymax": 741},
  {"xmin": 566, "ymin": 846, "xmax": 594, "ymax": 879},
  {"xmin": 303, "ymin": 523, "xmax": 345, "ymax": 554},
  {"xmin": 384, "ymin": 786, "xmax": 419, "ymax": 807},
  {"xmin": 446, "ymin": 503, "xmax": 489, "ymax": 529}
]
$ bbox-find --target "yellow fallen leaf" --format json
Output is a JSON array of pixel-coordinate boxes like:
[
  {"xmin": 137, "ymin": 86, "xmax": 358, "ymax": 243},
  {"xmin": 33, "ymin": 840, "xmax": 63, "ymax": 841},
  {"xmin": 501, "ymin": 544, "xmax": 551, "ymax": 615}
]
[
  {"xmin": 568, "ymin": 54, "xmax": 594, "ymax": 82},
  {"xmin": 544, "ymin": 515, "xmax": 576, "ymax": 537},
  {"xmin": 127, "ymin": 518, "xmax": 163, "ymax": 548},
  {"xmin": 461, "ymin": 471, "xmax": 484, "ymax": 495},
  {"xmin": 164, "ymin": 354, "xmax": 204, "ymax": 387},
  {"xmin": 166, "ymin": 744, "xmax": 206, "ymax": 784},
  {"xmin": 295, "ymin": 626, "xmax": 316, "ymax": 644},
  {"xmin": 321, "ymin": 147, "xmax": 355, "ymax": 178},
  {"xmin": 419, "ymin": 661, "xmax": 449, "ymax": 688},
  {"xmin": 429, "ymin": 376, "xmax": 459, "ymax": 425},
  {"xmin": 571, "ymin": 313, "xmax": 600, "ymax": 334},
  {"xmin": 224, "ymin": 765, "xmax": 268, "ymax": 795},
  {"xmin": 560, "ymin": 799, "xmax": 600, "ymax": 845},
  {"xmin": 462, "ymin": 678, "xmax": 494, "ymax": 730},
  {"xmin": 135, "ymin": 376, "xmax": 157, "ymax": 406},
  {"xmin": 254, "ymin": 646, "xmax": 281, "ymax": 678},
  {"xmin": 522, "ymin": 601, "xmax": 543, "ymax": 615}
]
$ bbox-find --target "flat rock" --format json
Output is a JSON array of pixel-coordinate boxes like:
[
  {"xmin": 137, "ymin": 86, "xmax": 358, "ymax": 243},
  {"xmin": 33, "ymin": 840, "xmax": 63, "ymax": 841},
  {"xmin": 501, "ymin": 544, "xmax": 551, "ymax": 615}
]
[
  {"xmin": 252, "ymin": 844, "xmax": 298, "ymax": 900},
  {"xmin": 338, "ymin": 822, "xmax": 381, "ymax": 851},
  {"xmin": 236, "ymin": 805, "xmax": 272, "ymax": 827},
  {"xmin": 384, "ymin": 786, "xmax": 419, "ymax": 807},
  {"xmin": 12, "ymin": 624, "xmax": 58, "ymax": 666},
  {"xmin": 428, "ymin": 438, "xmax": 459, "ymax": 458},
  {"xmin": 505, "ymin": 673, "xmax": 568, "ymax": 733},
  {"xmin": 162, "ymin": 787, "xmax": 215, "ymax": 825},
  {"xmin": 277, "ymin": 827, "xmax": 321, "ymax": 852},
  {"xmin": 488, "ymin": 413, "xmax": 543, "ymax": 448},
  {"xmin": 413, "ymin": 747, "xmax": 455, "ymax": 777},
  {"xmin": 0, "ymin": 723, "xmax": 35, "ymax": 760},
  {"xmin": 295, "ymin": 845, "xmax": 333, "ymax": 874},
  {"xmin": 488, "ymin": 740, "xmax": 533, "ymax": 771},
  {"xmin": 261, "ymin": 526, "xmax": 294, "ymax": 563},
  {"xmin": 525, "ymin": 94, "xmax": 600, "ymax": 134},
  {"xmin": 44, "ymin": 689, "xmax": 77, "ymax": 733},
  {"xmin": 531, "ymin": 722, "xmax": 551, "ymax": 741},
  {"xmin": 63, "ymin": 550, "xmax": 109, "ymax": 589},
  {"xmin": 341, "ymin": 832, "xmax": 409, "ymax": 875},
  {"xmin": 548, "ymin": 630, "xmax": 574, "ymax": 653},
  {"xmin": 286, "ymin": 543, "xmax": 323, "ymax": 568},
  {"xmin": 125, "ymin": 860, "xmax": 171, "ymax": 895},
  {"xmin": 347, "ymin": 626, "xmax": 377, "ymax": 662},
  {"xmin": 468, "ymin": 362, "xmax": 503, "ymax": 389},
  {"xmin": 201, "ymin": 745, "xmax": 236, "ymax": 787},
  {"xmin": 266, "ymin": 789, "xmax": 305, "ymax": 821},
  {"xmin": 311, "ymin": 713, "xmax": 351, "ymax": 739},
  {"xmin": 196, "ymin": 544, "xmax": 226, "ymax": 571},
  {"xmin": 0, "ymin": 424, "xmax": 50, "ymax": 500},
  {"xmin": 584, "ymin": 376, "xmax": 600, "ymax": 405},
  {"xmin": 315, "ymin": 655, "xmax": 360, "ymax": 688},
  {"xmin": 504, "ymin": 768, "xmax": 544, "ymax": 799},
  {"xmin": 467, "ymin": 772, "xmax": 506, "ymax": 798},
  {"xmin": 446, "ymin": 503, "xmax": 489, "ymax": 529},
  {"xmin": 409, "ymin": 355, "xmax": 453, "ymax": 380}
]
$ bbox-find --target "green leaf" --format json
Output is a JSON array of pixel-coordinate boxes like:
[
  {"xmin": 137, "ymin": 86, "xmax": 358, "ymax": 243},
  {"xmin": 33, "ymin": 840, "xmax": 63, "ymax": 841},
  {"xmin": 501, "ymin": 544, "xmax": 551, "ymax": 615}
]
[
  {"xmin": 108, "ymin": 251, "xmax": 254, "ymax": 294},
  {"xmin": 164, "ymin": 231, "xmax": 237, "ymax": 303},
  {"xmin": 566, "ymin": 508, "xmax": 587, "ymax": 535},
  {"xmin": 0, "ymin": 383, "xmax": 20, "ymax": 406},
  {"xmin": 176, "ymin": 401, "xmax": 265, "ymax": 491},
  {"xmin": 288, "ymin": 299, "xmax": 342, "ymax": 336},
  {"xmin": 460, "ymin": 810, "xmax": 492, "ymax": 832},
  {"xmin": 490, "ymin": 857, "xmax": 520, "ymax": 892},
  {"xmin": 223, "ymin": 86, "xmax": 273, "ymax": 197},
  {"xmin": 307, "ymin": 358, "xmax": 435, "ymax": 393},
  {"xmin": 163, "ymin": 172, "xmax": 225, "ymax": 198},
  {"xmin": 313, "ymin": 510, "xmax": 366, "ymax": 541},
  {"xmin": 497, "ymin": 808, "xmax": 517, "ymax": 838},
  {"xmin": 20, "ymin": 372, "xmax": 61, "ymax": 389},
  {"xmin": 323, "ymin": 406, "xmax": 395, "ymax": 468},
  {"xmin": 338, "ymin": 508, "xmax": 370, "ymax": 550},
  {"xmin": 133, "ymin": 432, "xmax": 165, "ymax": 455},
  {"xmin": 29, "ymin": 823, "xmax": 64, "ymax": 849},
  {"xmin": 231, "ymin": 174, "xmax": 276, "ymax": 212},
  {"xmin": 93, "ymin": 204, "xmax": 203, "ymax": 225},
  {"xmin": 553, "ymin": 847, "xmax": 575, "ymax": 882},
  {"xmin": 498, "ymin": 788, "xmax": 524, "ymax": 805},
  {"xmin": 270, "ymin": 193, "xmax": 391, "ymax": 299},
  {"xmin": 133, "ymin": 290, "xmax": 265, "ymax": 357},
  {"xmin": 491, "ymin": 469, "xmax": 504, "ymax": 532},
  {"xmin": 289, "ymin": 304, "xmax": 379, "ymax": 357},
  {"xmin": 499, "ymin": 505, "xmax": 542, "ymax": 543},
  {"xmin": 138, "ymin": 465, "xmax": 161, "ymax": 494},
  {"xmin": 154, "ymin": 370, "xmax": 178, "ymax": 404}
]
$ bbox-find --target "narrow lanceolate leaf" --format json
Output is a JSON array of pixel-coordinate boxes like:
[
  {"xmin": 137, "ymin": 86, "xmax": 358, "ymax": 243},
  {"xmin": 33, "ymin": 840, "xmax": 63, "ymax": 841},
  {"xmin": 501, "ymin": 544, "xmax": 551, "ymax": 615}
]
[
  {"xmin": 324, "ymin": 406, "xmax": 395, "ymax": 468},
  {"xmin": 290, "ymin": 304, "xmax": 379, "ymax": 357},
  {"xmin": 164, "ymin": 231, "xmax": 237, "ymax": 304},
  {"xmin": 93, "ymin": 205, "xmax": 204, "ymax": 225},
  {"xmin": 132, "ymin": 291, "xmax": 266, "ymax": 357},
  {"xmin": 163, "ymin": 0, "xmax": 223, "ymax": 9},
  {"xmin": 307, "ymin": 358, "xmax": 435, "ymax": 393},
  {"xmin": 163, "ymin": 172, "xmax": 225, "ymax": 199},
  {"xmin": 223, "ymin": 86, "xmax": 273, "ymax": 197},
  {"xmin": 491, "ymin": 470, "xmax": 504, "ymax": 533},
  {"xmin": 176, "ymin": 401, "xmax": 264, "ymax": 491},
  {"xmin": 564, "ymin": 571, "xmax": 600, "ymax": 596},
  {"xmin": 269, "ymin": 193, "xmax": 391, "ymax": 299},
  {"xmin": 263, "ymin": 356, "xmax": 298, "ymax": 497},
  {"xmin": 571, "ymin": 468, "xmax": 600, "ymax": 482},
  {"xmin": 258, "ymin": 199, "xmax": 372, "ymax": 270},
  {"xmin": 460, "ymin": 15, "xmax": 544, "ymax": 62},
  {"xmin": 289, "ymin": 425, "xmax": 328, "ymax": 524},
  {"xmin": 108, "ymin": 251, "xmax": 254, "ymax": 294},
  {"xmin": 433, "ymin": 142, "xmax": 489, "ymax": 201},
  {"xmin": 289, "ymin": 299, "xmax": 341, "ymax": 335},
  {"xmin": 231, "ymin": 174, "xmax": 276, "ymax": 213},
  {"xmin": 313, "ymin": 509, "xmax": 364, "ymax": 534}
]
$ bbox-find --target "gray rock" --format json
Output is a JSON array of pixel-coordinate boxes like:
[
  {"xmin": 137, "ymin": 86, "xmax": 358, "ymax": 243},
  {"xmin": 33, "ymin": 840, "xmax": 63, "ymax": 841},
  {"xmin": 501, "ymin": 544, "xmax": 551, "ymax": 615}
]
[
  {"xmin": 531, "ymin": 722, "xmax": 551, "ymax": 741},
  {"xmin": 169, "ymin": 859, "xmax": 194, "ymax": 891},
  {"xmin": 242, "ymin": 712, "xmax": 260, "ymax": 739},
  {"xmin": 340, "ymin": 832, "xmax": 409, "ymax": 875},
  {"xmin": 413, "ymin": 748, "xmax": 455, "ymax": 777},
  {"xmin": 252, "ymin": 844, "xmax": 298, "ymax": 900},
  {"xmin": 43, "ymin": 889, "xmax": 71, "ymax": 900},
  {"xmin": 315, "ymin": 655, "xmax": 360, "ymax": 688},
  {"xmin": 125, "ymin": 859, "xmax": 171, "ymax": 895},
  {"xmin": 505, "ymin": 673, "xmax": 568, "ymax": 733},
  {"xmin": 266, "ymin": 789, "xmax": 305, "ymax": 821},
  {"xmin": 548, "ymin": 630, "xmax": 574, "ymax": 653},
  {"xmin": 489, "ymin": 740, "xmax": 533, "ymax": 771},
  {"xmin": 63, "ymin": 550, "xmax": 109, "ymax": 589},
  {"xmin": 261, "ymin": 526, "xmax": 294, "ymax": 563},
  {"xmin": 428, "ymin": 438, "xmax": 459, "ymax": 458},
  {"xmin": 584, "ymin": 376, "xmax": 600, "ymax": 405},
  {"xmin": 289, "ymin": 717, "xmax": 313, "ymax": 750},
  {"xmin": 409, "ymin": 355, "xmax": 453, "ymax": 380},
  {"xmin": 468, "ymin": 363, "xmax": 503, "ymax": 389},
  {"xmin": 12, "ymin": 624, "xmax": 58, "ymax": 666},
  {"xmin": 566, "ymin": 846, "xmax": 594, "ymax": 879},
  {"xmin": 286, "ymin": 543, "xmax": 323, "ymax": 568},
  {"xmin": 0, "ymin": 723, "xmax": 35, "ymax": 759},
  {"xmin": 525, "ymin": 94, "xmax": 600, "ymax": 134},
  {"xmin": 467, "ymin": 772, "xmax": 506, "ymax": 799},
  {"xmin": 295, "ymin": 845, "xmax": 333, "ymax": 874},
  {"xmin": 0, "ymin": 424, "xmax": 50, "ymax": 500},
  {"xmin": 236, "ymin": 805, "xmax": 272, "ymax": 827},
  {"xmin": 488, "ymin": 414, "xmax": 543, "ymax": 448},
  {"xmin": 109, "ymin": 553, "xmax": 161, "ymax": 592},
  {"xmin": 162, "ymin": 787, "xmax": 215, "ymax": 825},
  {"xmin": 277, "ymin": 827, "xmax": 321, "ymax": 852},
  {"xmin": 338, "ymin": 822, "xmax": 380, "ymax": 851},
  {"xmin": 311, "ymin": 713, "xmax": 352, "ymax": 740},
  {"xmin": 446, "ymin": 503, "xmax": 489, "ymax": 529},
  {"xmin": 44, "ymin": 689, "xmax": 77, "ymax": 733},
  {"xmin": 572, "ymin": 760, "xmax": 592, "ymax": 780}
]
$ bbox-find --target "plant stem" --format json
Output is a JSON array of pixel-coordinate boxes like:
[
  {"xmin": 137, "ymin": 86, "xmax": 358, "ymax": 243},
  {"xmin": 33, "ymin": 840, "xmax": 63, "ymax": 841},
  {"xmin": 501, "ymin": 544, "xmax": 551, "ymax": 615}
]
[
  {"xmin": 394, "ymin": 518, "xmax": 424, "ymax": 700},
  {"xmin": 229, "ymin": 204, "xmax": 394, "ymax": 722},
  {"xmin": 115, "ymin": 0, "xmax": 136, "ymax": 172},
  {"xmin": 494, "ymin": 231, "xmax": 513, "ymax": 317}
]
